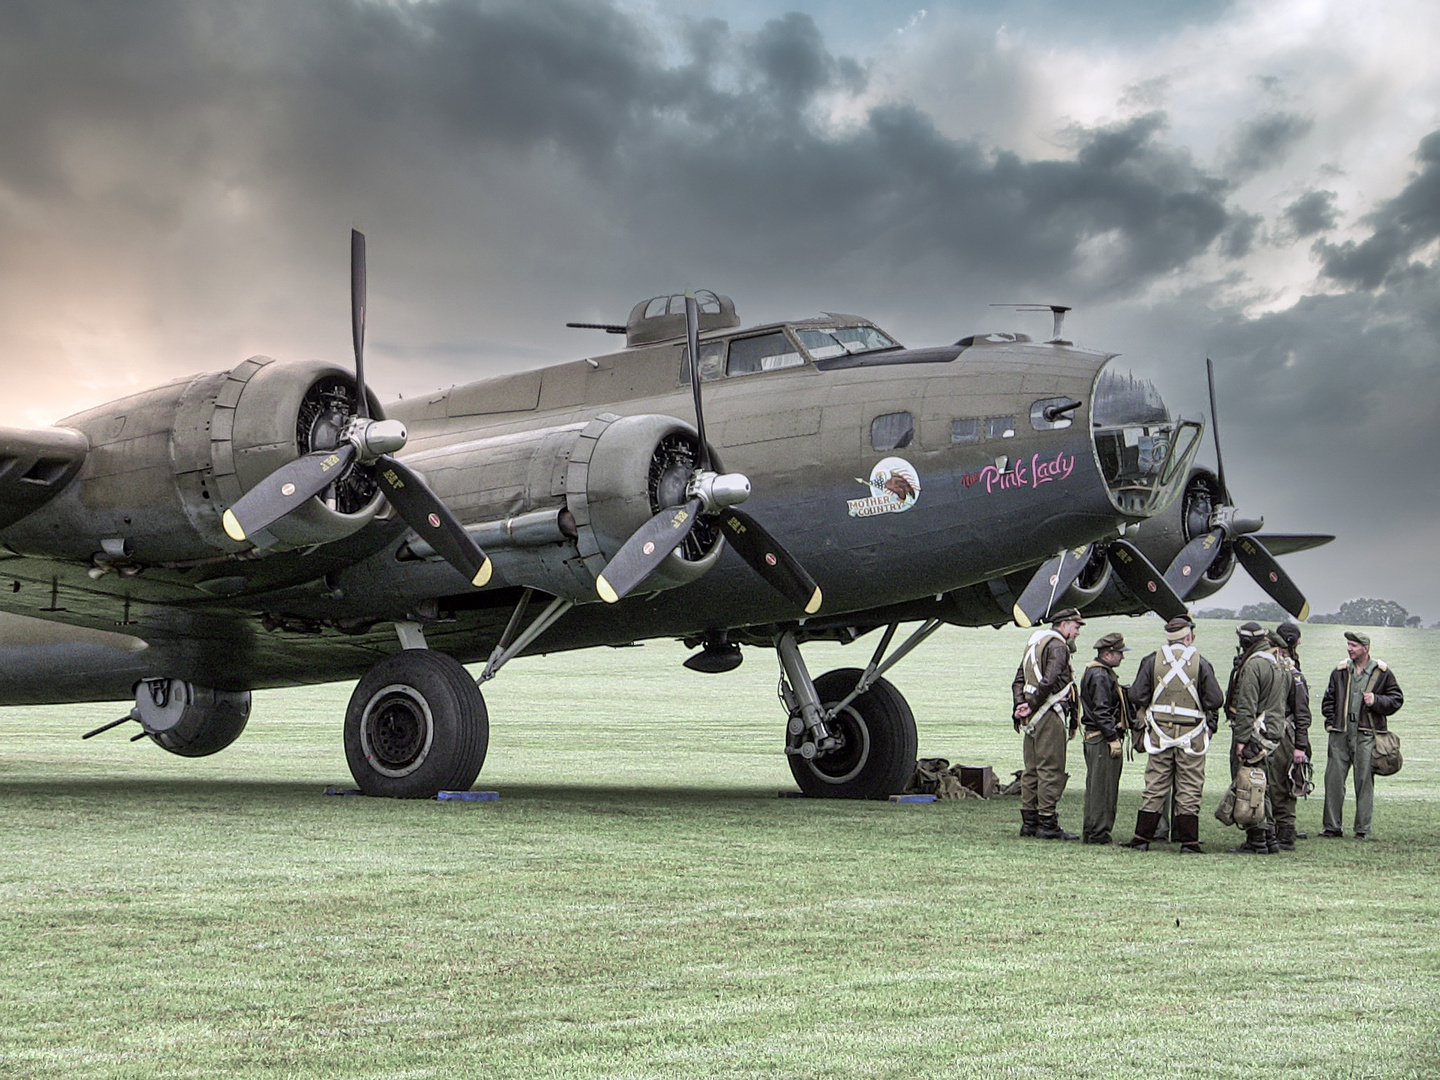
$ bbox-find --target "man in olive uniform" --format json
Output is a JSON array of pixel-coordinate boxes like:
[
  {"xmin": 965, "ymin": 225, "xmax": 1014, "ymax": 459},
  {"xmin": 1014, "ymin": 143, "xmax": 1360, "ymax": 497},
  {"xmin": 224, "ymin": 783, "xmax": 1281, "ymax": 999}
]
[
  {"xmin": 1080, "ymin": 631, "xmax": 1131, "ymax": 845},
  {"xmin": 1226, "ymin": 627, "xmax": 1292, "ymax": 854},
  {"xmin": 1319, "ymin": 631, "xmax": 1404, "ymax": 840},
  {"xmin": 1123, "ymin": 615, "xmax": 1224, "ymax": 854},
  {"xmin": 1273, "ymin": 622, "xmax": 1313, "ymax": 850},
  {"xmin": 1012, "ymin": 608, "xmax": 1083, "ymax": 840},
  {"xmin": 1225, "ymin": 622, "xmax": 1272, "ymax": 780}
]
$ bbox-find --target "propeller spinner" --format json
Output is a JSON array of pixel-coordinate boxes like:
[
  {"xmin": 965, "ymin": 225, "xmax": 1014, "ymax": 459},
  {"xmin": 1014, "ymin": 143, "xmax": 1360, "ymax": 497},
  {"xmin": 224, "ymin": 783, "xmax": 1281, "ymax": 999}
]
[
  {"xmin": 595, "ymin": 290, "xmax": 822, "ymax": 614},
  {"xmin": 222, "ymin": 230, "xmax": 492, "ymax": 588}
]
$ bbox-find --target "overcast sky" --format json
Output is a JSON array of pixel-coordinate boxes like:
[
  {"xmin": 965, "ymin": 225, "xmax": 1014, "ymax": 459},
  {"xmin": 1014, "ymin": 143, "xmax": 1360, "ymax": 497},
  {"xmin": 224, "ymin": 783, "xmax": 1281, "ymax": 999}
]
[{"xmin": 1, "ymin": 0, "xmax": 1436, "ymax": 620}]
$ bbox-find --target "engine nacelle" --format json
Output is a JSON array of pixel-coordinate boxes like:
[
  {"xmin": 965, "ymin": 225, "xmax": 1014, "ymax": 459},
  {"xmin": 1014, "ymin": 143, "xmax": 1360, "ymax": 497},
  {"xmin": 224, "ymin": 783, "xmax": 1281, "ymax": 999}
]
[
  {"xmin": 1, "ymin": 357, "xmax": 384, "ymax": 564},
  {"xmin": 1126, "ymin": 467, "xmax": 1236, "ymax": 601},
  {"xmin": 133, "ymin": 678, "xmax": 251, "ymax": 757}
]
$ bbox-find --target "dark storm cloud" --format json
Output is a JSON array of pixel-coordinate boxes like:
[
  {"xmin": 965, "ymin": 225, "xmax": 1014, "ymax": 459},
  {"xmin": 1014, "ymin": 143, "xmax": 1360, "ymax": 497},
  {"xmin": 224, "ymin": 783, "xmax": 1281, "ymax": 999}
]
[
  {"xmin": 1282, "ymin": 189, "xmax": 1338, "ymax": 238},
  {"xmin": 0, "ymin": 0, "xmax": 1242, "ymax": 305},
  {"xmin": 1222, "ymin": 111, "xmax": 1313, "ymax": 180},
  {"xmin": 1316, "ymin": 129, "xmax": 1440, "ymax": 289}
]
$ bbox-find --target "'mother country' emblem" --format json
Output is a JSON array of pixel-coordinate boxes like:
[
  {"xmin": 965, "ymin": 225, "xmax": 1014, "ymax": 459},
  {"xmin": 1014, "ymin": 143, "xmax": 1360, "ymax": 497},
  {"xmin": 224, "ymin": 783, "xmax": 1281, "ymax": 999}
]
[{"xmin": 848, "ymin": 457, "xmax": 921, "ymax": 518}]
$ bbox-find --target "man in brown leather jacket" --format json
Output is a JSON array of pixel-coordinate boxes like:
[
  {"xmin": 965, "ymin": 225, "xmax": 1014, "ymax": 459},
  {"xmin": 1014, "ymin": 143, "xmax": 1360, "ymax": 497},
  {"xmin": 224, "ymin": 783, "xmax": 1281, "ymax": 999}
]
[
  {"xmin": 1320, "ymin": 631, "xmax": 1403, "ymax": 840},
  {"xmin": 1011, "ymin": 608, "xmax": 1083, "ymax": 840},
  {"xmin": 1079, "ymin": 631, "xmax": 1130, "ymax": 845}
]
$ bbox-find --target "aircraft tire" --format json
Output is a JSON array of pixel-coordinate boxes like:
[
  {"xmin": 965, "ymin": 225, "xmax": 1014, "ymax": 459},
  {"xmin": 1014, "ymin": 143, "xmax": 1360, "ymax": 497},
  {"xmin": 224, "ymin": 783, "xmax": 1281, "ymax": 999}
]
[
  {"xmin": 344, "ymin": 650, "xmax": 489, "ymax": 799},
  {"xmin": 789, "ymin": 668, "xmax": 917, "ymax": 800}
]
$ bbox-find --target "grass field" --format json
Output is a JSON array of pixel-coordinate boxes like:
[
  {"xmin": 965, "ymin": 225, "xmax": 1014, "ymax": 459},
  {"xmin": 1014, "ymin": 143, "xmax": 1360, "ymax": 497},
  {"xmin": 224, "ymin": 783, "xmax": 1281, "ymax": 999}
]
[{"xmin": 1, "ymin": 617, "xmax": 1437, "ymax": 1079}]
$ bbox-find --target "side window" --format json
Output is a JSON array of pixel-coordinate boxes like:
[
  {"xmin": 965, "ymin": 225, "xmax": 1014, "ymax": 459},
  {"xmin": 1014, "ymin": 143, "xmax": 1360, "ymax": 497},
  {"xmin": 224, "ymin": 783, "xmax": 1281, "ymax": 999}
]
[
  {"xmin": 1030, "ymin": 397, "xmax": 1077, "ymax": 430},
  {"xmin": 679, "ymin": 341, "xmax": 726, "ymax": 384},
  {"xmin": 871, "ymin": 411, "xmax": 914, "ymax": 451},
  {"xmin": 727, "ymin": 332, "xmax": 804, "ymax": 376},
  {"xmin": 951, "ymin": 418, "xmax": 980, "ymax": 444},
  {"xmin": 986, "ymin": 416, "xmax": 1016, "ymax": 439}
]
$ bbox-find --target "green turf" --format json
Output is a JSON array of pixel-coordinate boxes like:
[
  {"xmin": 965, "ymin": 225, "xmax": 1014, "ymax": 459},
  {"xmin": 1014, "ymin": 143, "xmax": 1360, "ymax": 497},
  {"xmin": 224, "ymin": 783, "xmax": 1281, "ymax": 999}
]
[{"xmin": 1, "ymin": 618, "xmax": 1437, "ymax": 1078}]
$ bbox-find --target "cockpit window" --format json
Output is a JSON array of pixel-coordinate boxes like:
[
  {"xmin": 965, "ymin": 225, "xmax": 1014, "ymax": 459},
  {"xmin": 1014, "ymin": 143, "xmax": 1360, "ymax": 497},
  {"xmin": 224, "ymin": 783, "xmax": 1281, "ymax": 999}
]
[
  {"xmin": 1092, "ymin": 364, "xmax": 1203, "ymax": 516},
  {"xmin": 795, "ymin": 325, "xmax": 897, "ymax": 360},
  {"xmin": 678, "ymin": 341, "xmax": 726, "ymax": 384},
  {"xmin": 727, "ymin": 332, "xmax": 805, "ymax": 376}
]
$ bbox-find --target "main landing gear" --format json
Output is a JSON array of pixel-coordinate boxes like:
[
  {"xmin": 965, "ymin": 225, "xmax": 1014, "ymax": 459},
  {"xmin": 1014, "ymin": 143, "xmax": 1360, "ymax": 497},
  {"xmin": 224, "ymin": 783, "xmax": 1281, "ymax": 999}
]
[
  {"xmin": 776, "ymin": 623, "xmax": 933, "ymax": 800},
  {"xmin": 343, "ymin": 624, "xmax": 490, "ymax": 798}
]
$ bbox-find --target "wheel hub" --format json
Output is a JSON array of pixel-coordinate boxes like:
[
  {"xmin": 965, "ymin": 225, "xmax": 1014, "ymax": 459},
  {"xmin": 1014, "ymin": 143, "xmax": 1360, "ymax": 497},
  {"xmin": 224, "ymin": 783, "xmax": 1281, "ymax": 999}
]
[
  {"xmin": 360, "ymin": 684, "xmax": 435, "ymax": 777},
  {"xmin": 802, "ymin": 703, "xmax": 871, "ymax": 785}
]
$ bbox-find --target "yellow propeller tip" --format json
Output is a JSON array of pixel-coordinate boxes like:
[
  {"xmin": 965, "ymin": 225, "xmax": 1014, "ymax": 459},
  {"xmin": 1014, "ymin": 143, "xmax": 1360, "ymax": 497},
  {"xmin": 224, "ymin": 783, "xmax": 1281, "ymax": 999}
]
[
  {"xmin": 596, "ymin": 576, "xmax": 619, "ymax": 604},
  {"xmin": 222, "ymin": 510, "xmax": 247, "ymax": 543},
  {"xmin": 805, "ymin": 587, "xmax": 822, "ymax": 615},
  {"xmin": 1012, "ymin": 604, "xmax": 1033, "ymax": 628},
  {"xmin": 1297, "ymin": 602, "xmax": 1310, "ymax": 622},
  {"xmin": 471, "ymin": 559, "xmax": 493, "ymax": 588}
]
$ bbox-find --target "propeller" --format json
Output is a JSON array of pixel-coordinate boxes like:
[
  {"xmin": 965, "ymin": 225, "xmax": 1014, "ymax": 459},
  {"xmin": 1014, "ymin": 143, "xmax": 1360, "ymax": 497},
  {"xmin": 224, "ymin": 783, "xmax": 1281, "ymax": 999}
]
[
  {"xmin": 1161, "ymin": 357, "xmax": 1307, "ymax": 619},
  {"xmin": 595, "ymin": 289, "xmax": 821, "ymax": 614},
  {"xmin": 222, "ymin": 230, "xmax": 492, "ymax": 588},
  {"xmin": 1108, "ymin": 538, "xmax": 1189, "ymax": 621},
  {"xmin": 1012, "ymin": 545, "xmax": 1093, "ymax": 627}
]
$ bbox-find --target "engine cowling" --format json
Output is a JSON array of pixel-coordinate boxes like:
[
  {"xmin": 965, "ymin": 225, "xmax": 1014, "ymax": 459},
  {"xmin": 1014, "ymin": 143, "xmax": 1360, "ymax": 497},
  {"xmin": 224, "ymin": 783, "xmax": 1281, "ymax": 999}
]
[
  {"xmin": 1, "ymin": 357, "xmax": 384, "ymax": 564},
  {"xmin": 1127, "ymin": 467, "xmax": 1236, "ymax": 601}
]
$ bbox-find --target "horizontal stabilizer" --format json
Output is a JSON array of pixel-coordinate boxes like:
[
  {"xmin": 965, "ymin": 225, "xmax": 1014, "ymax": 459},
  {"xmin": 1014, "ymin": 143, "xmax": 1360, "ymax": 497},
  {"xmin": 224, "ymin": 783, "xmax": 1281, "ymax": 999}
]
[
  {"xmin": 0, "ymin": 426, "xmax": 88, "ymax": 530},
  {"xmin": 1250, "ymin": 533, "xmax": 1335, "ymax": 557}
]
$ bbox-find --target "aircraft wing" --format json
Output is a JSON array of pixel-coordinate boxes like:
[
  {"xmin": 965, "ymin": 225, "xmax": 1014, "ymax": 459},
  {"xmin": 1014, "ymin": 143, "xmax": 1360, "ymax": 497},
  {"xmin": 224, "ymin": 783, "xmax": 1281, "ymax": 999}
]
[
  {"xmin": 1249, "ymin": 533, "xmax": 1335, "ymax": 556},
  {"xmin": 0, "ymin": 426, "xmax": 88, "ymax": 529}
]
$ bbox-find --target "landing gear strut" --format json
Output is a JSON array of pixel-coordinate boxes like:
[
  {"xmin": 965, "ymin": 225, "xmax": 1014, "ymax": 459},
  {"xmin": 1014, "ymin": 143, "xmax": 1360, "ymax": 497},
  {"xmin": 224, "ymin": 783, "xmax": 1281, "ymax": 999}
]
[{"xmin": 776, "ymin": 628, "xmax": 919, "ymax": 800}]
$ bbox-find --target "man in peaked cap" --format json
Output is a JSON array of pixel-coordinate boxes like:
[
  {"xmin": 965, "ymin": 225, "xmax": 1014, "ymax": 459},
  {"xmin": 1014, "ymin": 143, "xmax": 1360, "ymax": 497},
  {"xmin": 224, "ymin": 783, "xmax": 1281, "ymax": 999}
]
[
  {"xmin": 1079, "ymin": 631, "xmax": 1132, "ymax": 845},
  {"xmin": 1319, "ymin": 630, "xmax": 1404, "ymax": 840},
  {"xmin": 1011, "ymin": 608, "xmax": 1084, "ymax": 839},
  {"xmin": 1122, "ymin": 615, "xmax": 1225, "ymax": 853}
]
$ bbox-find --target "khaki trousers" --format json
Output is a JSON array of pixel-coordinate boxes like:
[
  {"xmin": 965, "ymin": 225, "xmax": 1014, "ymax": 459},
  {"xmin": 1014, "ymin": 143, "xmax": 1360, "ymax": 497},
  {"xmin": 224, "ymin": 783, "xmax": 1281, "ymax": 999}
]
[
  {"xmin": 1020, "ymin": 709, "xmax": 1069, "ymax": 814},
  {"xmin": 1139, "ymin": 721, "xmax": 1208, "ymax": 816},
  {"xmin": 1324, "ymin": 725, "xmax": 1375, "ymax": 835}
]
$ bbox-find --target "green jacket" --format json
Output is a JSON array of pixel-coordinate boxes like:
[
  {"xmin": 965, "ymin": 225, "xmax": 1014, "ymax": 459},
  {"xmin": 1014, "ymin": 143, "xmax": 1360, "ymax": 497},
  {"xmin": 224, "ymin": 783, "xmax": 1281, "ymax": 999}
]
[{"xmin": 1229, "ymin": 647, "xmax": 1288, "ymax": 748}]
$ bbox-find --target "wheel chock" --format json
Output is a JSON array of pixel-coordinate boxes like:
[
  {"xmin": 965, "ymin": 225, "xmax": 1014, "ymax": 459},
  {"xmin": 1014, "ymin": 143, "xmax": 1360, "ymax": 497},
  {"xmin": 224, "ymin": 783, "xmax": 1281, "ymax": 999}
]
[
  {"xmin": 888, "ymin": 793, "xmax": 937, "ymax": 803},
  {"xmin": 437, "ymin": 790, "xmax": 499, "ymax": 802}
]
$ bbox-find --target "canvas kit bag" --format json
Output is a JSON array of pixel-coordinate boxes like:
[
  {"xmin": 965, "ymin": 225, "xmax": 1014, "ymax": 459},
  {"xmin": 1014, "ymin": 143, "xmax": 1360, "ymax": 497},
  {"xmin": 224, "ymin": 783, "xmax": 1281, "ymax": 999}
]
[
  {"xmin": 1371, "ymin": 730, "xmax": 1403, "ymax": 776},
  {"xmin": 1215, "ymin": 765, "xmax": 1268, "ymax": 827}
]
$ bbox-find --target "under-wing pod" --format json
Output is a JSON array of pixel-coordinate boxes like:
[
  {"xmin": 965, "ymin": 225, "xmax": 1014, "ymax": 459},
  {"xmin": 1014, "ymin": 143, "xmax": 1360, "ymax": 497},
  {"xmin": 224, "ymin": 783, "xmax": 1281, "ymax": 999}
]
[{"xmin": 0, "ymin": 357, "xmax": 384, "ymax": 564}]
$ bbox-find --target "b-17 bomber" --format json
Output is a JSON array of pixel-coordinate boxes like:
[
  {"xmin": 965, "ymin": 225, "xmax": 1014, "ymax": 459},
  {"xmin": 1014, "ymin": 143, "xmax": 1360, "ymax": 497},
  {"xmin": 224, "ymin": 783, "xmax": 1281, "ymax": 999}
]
[{"xmin": 0, "ymin": 233, "xmax": 1330, "ymax": 799}]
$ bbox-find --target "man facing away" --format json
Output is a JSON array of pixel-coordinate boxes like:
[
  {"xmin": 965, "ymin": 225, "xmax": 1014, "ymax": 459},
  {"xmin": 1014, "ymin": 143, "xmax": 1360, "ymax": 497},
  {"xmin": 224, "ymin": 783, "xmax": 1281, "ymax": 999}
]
[
  {"xmin": 1123, "ymin": 615, "xmax": 1224, "ymax": 854},
  {"xmin": 1319, "ymin": 630, "xmax": 1403, "ymax": 840},
  {"xmin": 1012, "ymin": 608, "xmax": 1083, "ymax": 840},
  {"xmin": 1079, "ymin": 631, "xmax": 1131, "ymax": 845},
  {"xmin": 1272, "ymin": 622, "xmax": 1313, "ymax": 851}
]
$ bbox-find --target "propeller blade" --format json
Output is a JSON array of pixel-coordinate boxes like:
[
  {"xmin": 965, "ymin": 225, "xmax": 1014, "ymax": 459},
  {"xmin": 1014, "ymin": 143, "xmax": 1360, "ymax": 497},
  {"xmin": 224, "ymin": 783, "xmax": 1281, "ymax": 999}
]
[
  {"xmin": 352, "ymin": 229, "xmax": 369, "ymax": 419},
  {"xmin": 374, "ymin": 455, "xmax": 491, "ymax": 587},
  {"xmin": 684, "ymin": 289, "xmax": 711, "ymax": 473},
  {"xmin": 1107, "ymin": 539, "xmax": 1188, "ymax": 621},
  {"xmin": 1012, "ymin": 545, "xmax": 1092, "ymax": 627},
  {"xmin": 595, "ymin": 498, "xmax": 703, "ymax": 603},
  {"xmin": 223, "ymin": 443, "xmax": 358, "ymax": 542},
  {"xmin": 1163, "ymin": 529, "xmax": 1227, "ymax": 600},
  {"xmin": 1234, "ymin": 534, "xmax": 1310, "ymax": 621},
  {"xmin": 715, "ymin": 508, "xmax": 822, "ymax": 614},
  {"xmin": 1206, "ymin": 357, "xmax": 1227, "ymax": 501}
]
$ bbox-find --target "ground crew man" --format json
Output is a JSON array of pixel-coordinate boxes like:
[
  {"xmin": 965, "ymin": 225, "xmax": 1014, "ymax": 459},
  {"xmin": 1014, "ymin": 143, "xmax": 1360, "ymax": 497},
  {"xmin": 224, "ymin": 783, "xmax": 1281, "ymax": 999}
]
[
  {"xmin": 1226, "ymin": 628, "xmax": 1291, "ymax": 854},
  {"xmin": 1079, "ymin": 631, "xmax": 1130, "ymax": 845},
  {"xmin": 1320, "ymin": 631, "xmax": 1404, "ymax": 840},
  {"xmin": 1011, "ymin": 608, "xmax": 1083, "ymax": 840},
  {"xmin": 1122, "ymin": 615, "xmax": 1224, "ymax": 854},
  {"xmin": 1273, "ymin": 622, "xmax": 1312, "ymax": 850}
]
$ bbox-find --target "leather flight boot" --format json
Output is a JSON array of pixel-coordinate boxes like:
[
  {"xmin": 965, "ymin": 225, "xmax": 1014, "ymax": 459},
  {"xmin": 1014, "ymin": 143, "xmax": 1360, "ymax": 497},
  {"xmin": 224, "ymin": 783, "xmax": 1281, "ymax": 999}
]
[
  {"xmin": 1266, "ymin": 826, "xmax": 1281, "ymax": 854},
  {"xmin": 1175, "ymin": 813, "xmax": 1206, "ymax": 854},
  {"xmin": 1227, "ymin": 827, "xmax": 1272, "ymax": 854},
  {"xmin": 1276, "ymin": 825, "xmax": 1297, "ymax": 852},
  {"xmin": 1123, "ymin": 809, "xmax": 1161, "ymax": 850},
  {"xmin": 1035, "ymin": 813, "xmax": 1078, "ymax": 840},
  {"xmin": 1019, "ymin": 809, "xmax": 1039, "ymax": 837}
]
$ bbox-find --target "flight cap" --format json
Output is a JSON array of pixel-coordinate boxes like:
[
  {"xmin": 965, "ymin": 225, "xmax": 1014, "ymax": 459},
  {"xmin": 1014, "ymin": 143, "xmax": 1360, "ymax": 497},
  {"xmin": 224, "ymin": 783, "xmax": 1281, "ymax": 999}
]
[
  {"xmin": 1344, "ymin": 630, "xmax": 1371, "ymax": 647},
  {"xmin": 1276, "ymin": 623, "xmax": 1302, "ymax": 648},
  {"xmin": 1237, "ymin": 621, "xmax": 1266, "ymax": 641},
  {"xmin": 1094, "ymin": 632, "xmax": 1129, "ymax": 653},
  {"xmin": 1049, "ymin": 607, "xmax": 1085, "ymax": 626},
  {"xmin": 1165, "ymin": 615, "xmax": 1195, "ymax": 641}
]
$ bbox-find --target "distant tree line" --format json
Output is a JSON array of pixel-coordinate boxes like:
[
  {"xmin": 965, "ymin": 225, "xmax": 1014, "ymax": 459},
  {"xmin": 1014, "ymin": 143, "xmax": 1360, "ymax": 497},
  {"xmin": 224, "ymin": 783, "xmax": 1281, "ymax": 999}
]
[{"xmin": 1195, "ymin": 597, "xmax": 1427, "ymax": 628}]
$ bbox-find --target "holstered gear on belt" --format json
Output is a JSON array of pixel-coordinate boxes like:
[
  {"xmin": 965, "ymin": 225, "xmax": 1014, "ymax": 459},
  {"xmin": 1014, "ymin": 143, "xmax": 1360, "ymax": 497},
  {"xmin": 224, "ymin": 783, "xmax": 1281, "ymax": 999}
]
[
  {"xmin": 1142, "ymin": 642, "xmax": 1209, "ymax": 756},
  {"xmin": 1020, "ymin": 628, "xmax": 1075, "ymax": 738}
]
